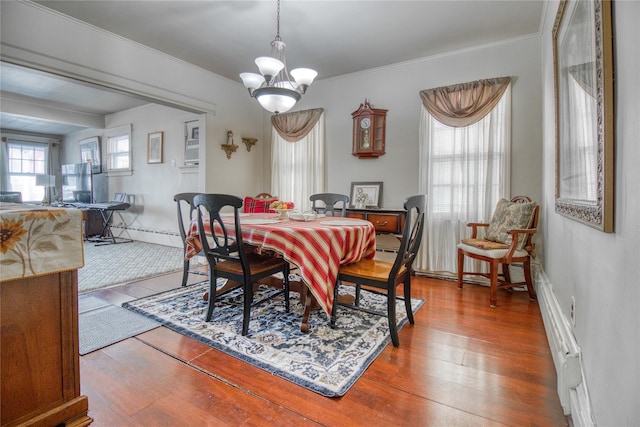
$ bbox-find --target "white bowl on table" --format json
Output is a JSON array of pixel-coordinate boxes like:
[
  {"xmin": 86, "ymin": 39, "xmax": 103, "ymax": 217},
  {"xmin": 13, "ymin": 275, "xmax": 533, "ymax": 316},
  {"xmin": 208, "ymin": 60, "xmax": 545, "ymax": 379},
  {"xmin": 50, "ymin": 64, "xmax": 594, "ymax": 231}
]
[{"xmin": 272, "ymin": 208, "xmax": 293, "ymax": 219}]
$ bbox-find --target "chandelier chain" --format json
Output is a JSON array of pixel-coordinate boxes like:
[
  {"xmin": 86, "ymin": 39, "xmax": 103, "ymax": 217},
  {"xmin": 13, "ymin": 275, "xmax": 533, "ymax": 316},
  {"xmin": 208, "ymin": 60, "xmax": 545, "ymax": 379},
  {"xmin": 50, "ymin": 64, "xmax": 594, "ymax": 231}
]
[{"xmin": 275, "ymin": 0, "xmax": 281, "ymax": 41}]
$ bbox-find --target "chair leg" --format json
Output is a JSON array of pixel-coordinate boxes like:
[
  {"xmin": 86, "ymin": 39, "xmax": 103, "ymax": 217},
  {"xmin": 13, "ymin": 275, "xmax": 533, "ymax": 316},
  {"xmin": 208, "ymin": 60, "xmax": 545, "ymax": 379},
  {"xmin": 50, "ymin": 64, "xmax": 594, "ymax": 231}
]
[
  {"xmin": 242, "ymin": 280, "xmax": 253, "ymax": 336},
  {"xmin": 330, "ymin": 280, "xmax": 340, "ymax": 328},
  {"xmin": 181, "ymin": 259, "xmax": 190, "ymax": 287},
  {"xmin": 387, "ymin": 286, "xmax": 399, "ymax": 347},
  {"xmin": 523, "ymin": 257, "xmax": 537, "ymax": 301},
  {"xmin": 457, "ymin": 249, "xmax": 465, "ymax": 289},
  {"xmin": 403, "ymin": 275, "xmax": 414, "ymax": 325},
  {"xmin": 489, "ymin": 259, "xmax": 499, "ymax": 307},
  {"xmin": 205, "ymin": 269, "xmax": 216, "ymax": 321},
  {"xmin": 502, "ymin": 263, "xmax": 512, "ymax": 286}
]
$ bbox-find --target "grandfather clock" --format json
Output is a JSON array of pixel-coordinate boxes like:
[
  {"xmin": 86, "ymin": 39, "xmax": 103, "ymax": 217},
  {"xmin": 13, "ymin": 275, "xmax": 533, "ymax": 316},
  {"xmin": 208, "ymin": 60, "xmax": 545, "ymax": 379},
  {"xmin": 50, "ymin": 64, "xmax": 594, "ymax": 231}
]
[{"xmin": 352, "ymin": 99, "xmax": 387, "ymax": 158}]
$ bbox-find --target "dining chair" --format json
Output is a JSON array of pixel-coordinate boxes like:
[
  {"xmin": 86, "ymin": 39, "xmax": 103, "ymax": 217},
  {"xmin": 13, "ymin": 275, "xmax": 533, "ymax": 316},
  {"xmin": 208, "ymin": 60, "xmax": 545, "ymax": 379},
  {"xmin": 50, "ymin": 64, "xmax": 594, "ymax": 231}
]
[
  {"xmin": 194, "ymin": 193, "xmax": 290, "ymax": 335},
  {"xmin": 310, "ymin": 193, "xmax": 350, "ymax": 217},
  {"xmin": 243, "ymin": 193, "xmax": 278, "ymax": 213},
  {"xmin": 331, "ymin": 194, "xmax": 426, "ymax": 347},
  {"xmin": 174, "ymin": 192, "xmax": 207, "ymax": 287},
  {"xmin": 457, "ymin": 196, "xmax": 538, "ymax": 307}
]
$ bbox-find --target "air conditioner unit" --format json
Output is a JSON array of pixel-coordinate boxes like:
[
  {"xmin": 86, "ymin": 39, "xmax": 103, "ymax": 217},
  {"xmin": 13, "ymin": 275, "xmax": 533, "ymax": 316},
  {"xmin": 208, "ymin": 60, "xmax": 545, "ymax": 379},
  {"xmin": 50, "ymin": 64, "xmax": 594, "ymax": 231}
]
[{"xmin": 184, "ymin": 138, "xmax": 199, "ymax": 165}]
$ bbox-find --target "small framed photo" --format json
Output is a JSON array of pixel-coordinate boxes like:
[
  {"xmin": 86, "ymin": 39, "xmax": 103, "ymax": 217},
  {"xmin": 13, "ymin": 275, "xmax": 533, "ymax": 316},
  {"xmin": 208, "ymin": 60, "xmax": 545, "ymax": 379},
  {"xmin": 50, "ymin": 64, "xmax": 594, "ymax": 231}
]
[
  {"xmin": 350, "ymin": 181, "xmax": 383, "ymax": 209},
  {"xmin": 191, "ymin": 127, "xmax": 199, "ymax": 140},
  {"xmin": 79, "ymin": 136, "xmax": 101, "ymax": 174},
  {"xmin": 147, "ymin": 131, "xmax": 164, "ymax": 164}
]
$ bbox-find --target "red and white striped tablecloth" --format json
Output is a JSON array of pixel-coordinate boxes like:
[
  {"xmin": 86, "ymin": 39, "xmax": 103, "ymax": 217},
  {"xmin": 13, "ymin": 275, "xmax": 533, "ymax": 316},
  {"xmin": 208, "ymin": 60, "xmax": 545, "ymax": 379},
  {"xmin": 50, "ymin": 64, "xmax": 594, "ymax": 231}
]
[{"xmin": 185, "ymin": 214, "xmax": 376, "ymax": 316}]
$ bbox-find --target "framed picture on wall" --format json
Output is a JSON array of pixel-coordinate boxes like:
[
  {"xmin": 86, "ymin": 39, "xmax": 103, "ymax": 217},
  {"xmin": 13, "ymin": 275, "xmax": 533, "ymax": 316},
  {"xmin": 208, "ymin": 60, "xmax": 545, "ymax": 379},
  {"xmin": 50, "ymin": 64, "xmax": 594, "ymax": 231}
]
[
  {"xmin": 147, "ymin": 131, "xmax": 164, "ymax": 164},
  {"xmin": 79, "ymin": 136, "xmax": 101, "ymax": 174},
  {"xmin": 350, "ymin": 181, "xmax": 383, "ymax": 209}
]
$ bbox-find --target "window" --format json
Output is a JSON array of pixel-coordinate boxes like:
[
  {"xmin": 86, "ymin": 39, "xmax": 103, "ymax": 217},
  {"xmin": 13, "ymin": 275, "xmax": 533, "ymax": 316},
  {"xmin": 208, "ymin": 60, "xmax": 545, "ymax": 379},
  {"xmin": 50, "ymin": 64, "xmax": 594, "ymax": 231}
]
[
  {"xmin": 7, "ymin": 142, "xmax": 48, "ymax": 202},
  {"xmin": 417, "ymin": 83, "xmax": 511, "ymax": 274},
  {"xmin": 104, "ymin": 125, "xmax": 132, "ymax": 173},
  {"xmin": 270, "ymin": 114, "xmax": 325, "ymax": 211}
]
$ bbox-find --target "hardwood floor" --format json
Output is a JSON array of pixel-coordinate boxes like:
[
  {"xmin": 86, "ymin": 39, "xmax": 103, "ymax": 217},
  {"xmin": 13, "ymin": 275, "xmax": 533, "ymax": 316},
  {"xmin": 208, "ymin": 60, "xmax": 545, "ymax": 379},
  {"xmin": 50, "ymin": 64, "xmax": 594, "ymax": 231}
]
[{"xmin": 80, "ymin": 271, "xmax": 567, "ymax": 426}]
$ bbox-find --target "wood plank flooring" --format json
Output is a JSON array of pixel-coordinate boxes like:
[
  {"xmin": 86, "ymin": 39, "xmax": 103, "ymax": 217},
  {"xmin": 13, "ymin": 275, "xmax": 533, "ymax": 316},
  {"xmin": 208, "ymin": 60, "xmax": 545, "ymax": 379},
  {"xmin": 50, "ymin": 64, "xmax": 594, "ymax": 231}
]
[{"xmin": 80, "ymin": 271, "xmax": 567, "ymax": 426}]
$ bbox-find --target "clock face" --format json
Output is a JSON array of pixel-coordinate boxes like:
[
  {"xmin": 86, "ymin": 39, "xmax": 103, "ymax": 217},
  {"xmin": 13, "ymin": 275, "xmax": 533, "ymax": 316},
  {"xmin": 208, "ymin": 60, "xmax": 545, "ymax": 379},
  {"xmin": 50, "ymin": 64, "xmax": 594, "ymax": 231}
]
[{"xmin": 360, "ymin": 117, "xmax": 371, "ymax": 129}]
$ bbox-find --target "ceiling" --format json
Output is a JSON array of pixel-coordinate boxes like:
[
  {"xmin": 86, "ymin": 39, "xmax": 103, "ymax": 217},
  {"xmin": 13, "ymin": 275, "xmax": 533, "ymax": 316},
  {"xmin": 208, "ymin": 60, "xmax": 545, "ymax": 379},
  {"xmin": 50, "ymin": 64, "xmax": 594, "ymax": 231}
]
[{"xmin": 1, "ymin": 0, "xmax": 545, "ymax": 136}]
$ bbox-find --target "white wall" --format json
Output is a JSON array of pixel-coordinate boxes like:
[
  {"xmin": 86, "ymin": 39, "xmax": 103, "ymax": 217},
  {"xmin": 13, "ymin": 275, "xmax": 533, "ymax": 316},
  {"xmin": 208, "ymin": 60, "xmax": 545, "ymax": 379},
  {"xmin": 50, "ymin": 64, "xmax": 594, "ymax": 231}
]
[
  {"xmin": 296, "ymin": 35, "xmax": 544, "ymax": 261},
  {"xmin": 1, "ymin": 1, "xmax": 271, "ymax": 245},
  {"xmin": 298, "ymin": 35, "xmax": 543, "ymax": 211},
  {"xmin": 541, "ymin": 1, "xmax": 640, "ymax": 425}
]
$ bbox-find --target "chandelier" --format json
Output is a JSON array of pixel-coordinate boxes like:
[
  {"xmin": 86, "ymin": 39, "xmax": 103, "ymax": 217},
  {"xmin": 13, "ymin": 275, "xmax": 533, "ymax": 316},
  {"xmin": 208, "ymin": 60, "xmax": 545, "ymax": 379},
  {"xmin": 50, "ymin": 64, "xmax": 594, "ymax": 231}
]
[{"xmin": 239, "ymin": 0, "xmax": 317, "ymax": 114}]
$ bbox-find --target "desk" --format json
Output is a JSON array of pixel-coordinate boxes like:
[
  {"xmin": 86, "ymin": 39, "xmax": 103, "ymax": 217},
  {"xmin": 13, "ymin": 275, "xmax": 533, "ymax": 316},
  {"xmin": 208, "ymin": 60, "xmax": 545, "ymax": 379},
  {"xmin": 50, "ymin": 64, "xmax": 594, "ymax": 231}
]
[
  {"xmin": 185, "ymin": 214, "xmax": 376, "ymax": 322},
  {"xmin": 85, "ymin": 201, "xmax": 132, "ymax": 245}
]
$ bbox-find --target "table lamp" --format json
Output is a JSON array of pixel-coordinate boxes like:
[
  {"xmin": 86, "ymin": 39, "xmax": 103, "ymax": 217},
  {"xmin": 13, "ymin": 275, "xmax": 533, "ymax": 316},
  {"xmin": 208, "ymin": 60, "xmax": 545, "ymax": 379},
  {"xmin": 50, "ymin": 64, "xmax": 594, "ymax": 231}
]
[{"xmin": 36, "ymin": 174, "xmax": 56, "ymax": 204}]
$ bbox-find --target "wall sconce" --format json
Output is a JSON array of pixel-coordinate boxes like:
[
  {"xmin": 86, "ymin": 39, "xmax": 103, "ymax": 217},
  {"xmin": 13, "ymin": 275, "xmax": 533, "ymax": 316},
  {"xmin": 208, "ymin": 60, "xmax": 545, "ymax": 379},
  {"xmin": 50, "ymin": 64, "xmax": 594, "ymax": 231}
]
[
  {"xmin": 241, "ymin": 137, "xmax": 257, "ymax": 152},
  {"xmin": 221, "ymin": 130, "xmax": 238, "ymax": 159}
]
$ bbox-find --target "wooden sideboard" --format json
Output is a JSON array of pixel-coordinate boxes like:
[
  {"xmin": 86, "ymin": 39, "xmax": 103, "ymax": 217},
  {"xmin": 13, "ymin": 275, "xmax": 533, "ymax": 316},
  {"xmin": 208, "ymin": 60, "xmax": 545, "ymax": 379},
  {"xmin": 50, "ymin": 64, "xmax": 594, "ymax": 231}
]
[
  {"xmin": 1, "ymin": 204, "xmax": 91, "ymax": 427},
  {"xmin": 1, "ymin": 272, "xmax": 91, "ymax": 427},
  {"xmin": 346, "ymin": 208, "xmax": 406, "ymax": 234}
]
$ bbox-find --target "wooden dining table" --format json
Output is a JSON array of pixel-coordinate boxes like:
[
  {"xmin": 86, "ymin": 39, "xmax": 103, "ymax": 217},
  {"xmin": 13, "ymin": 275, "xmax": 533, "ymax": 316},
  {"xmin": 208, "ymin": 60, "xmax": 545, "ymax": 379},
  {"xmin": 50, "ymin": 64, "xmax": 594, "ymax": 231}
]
[{"xmin": 184, "ymin": 212, "xmax": 376, "ymax": 331}]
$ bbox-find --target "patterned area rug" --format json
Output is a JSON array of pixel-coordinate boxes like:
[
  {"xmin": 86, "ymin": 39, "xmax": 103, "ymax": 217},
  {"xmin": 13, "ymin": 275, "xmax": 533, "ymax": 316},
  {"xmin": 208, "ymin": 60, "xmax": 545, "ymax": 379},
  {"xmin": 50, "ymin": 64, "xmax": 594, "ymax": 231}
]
[
  {"xmin": 123, "ymin": 280, "xmax": 424, "ymax": 397},
  {"xmin": 78, "ymin": 241, "xmax": 204, "ymax": 293}
]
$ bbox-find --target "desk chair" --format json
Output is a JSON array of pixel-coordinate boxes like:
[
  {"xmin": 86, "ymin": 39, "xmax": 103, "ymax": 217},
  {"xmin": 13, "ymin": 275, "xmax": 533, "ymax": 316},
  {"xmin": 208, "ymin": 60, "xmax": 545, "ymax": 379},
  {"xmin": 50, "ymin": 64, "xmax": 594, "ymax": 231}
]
[
  {"xmin": 194, "ymin": 194, "xmax": 290, "ymax": 336},
  {"xmin": 310, "ymin": 193, "xmax": 349, "ymax": 217},
  {"xmin": 331, "ymin": 194, "xmax": 426, "ymax": 347}
]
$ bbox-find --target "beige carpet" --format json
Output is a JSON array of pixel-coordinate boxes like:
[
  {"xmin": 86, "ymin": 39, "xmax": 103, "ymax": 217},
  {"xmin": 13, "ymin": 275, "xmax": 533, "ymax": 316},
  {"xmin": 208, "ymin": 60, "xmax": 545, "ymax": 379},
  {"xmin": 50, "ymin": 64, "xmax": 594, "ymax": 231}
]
[{"xmin": 78, "ymin": 241, "xmax": 204, "ymax": 293}]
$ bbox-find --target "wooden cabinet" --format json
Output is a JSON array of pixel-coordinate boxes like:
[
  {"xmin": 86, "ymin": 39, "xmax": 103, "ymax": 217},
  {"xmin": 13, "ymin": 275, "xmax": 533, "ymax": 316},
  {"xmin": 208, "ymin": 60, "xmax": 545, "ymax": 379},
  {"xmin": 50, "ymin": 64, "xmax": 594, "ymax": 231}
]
[
  {"xmin": 1, "ymin": 271, "xmax": 92, "ymax": 427},
  {"xmin": 347, "ymin": 208, "xmax": 406, "ymax": 235},
  {"xmin": 1, "ymin": 205, "xmax": 90, "ymax": 427}
]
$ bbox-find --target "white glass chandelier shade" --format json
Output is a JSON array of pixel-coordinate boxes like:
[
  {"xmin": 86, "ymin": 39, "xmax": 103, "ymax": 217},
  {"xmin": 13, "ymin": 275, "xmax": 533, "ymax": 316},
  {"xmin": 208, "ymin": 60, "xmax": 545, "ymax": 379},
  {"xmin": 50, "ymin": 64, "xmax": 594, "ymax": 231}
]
[
  {"xmin": 239, "ymin": 0, "xmax": 317, "ymax": 114},
  {"xmin": 255, "ymin": 57, "xmax": 284, "ymax": 83},
  {"xmin": 290, "ymin": 68, "xmax": 318, "ymax": 89},
  {"xmin": 254, "ymin": 88, "xmax": 300, "ymax": 113},
  {"xmin": 239, "ymin": 73, "xmax": 265, "ymax": 90}
]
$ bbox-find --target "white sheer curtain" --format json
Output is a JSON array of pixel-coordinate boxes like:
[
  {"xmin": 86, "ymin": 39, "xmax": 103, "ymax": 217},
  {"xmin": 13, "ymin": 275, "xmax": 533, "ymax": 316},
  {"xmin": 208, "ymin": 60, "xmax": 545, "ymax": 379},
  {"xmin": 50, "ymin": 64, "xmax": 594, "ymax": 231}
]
[
  {"xmin": 0, "ymin": 139, "xmax": 10, "ymax": 191},
  {"xmin": 416, "ymin": 84, "xmax": 511, "ymax": 275},
  {"xmin": 271, "ymin": 113, "xmax": 325, "ymax": 211}
]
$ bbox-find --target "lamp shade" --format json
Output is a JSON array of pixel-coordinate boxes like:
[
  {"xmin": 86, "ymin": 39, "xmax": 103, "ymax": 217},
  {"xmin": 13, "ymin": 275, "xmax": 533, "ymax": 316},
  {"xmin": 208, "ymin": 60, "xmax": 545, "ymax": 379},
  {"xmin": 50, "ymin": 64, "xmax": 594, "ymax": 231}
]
[
  {"xmin": 255, "ymin": 57, "xmax": 284, "ymax": 81},
  {"xmin": 254, "ymin": 87, "xmax": 300, "ymax": 114},
  {"xmin": 239, "ymin": 72, "xmax": 265, "ymax": 90},
  {"xmin": 36, "ymin": 175, "xmax": 55, "ymax": 187},
  {"xmin": 290, "ymin": 68, "xmax": 318, "ymax": 86}
]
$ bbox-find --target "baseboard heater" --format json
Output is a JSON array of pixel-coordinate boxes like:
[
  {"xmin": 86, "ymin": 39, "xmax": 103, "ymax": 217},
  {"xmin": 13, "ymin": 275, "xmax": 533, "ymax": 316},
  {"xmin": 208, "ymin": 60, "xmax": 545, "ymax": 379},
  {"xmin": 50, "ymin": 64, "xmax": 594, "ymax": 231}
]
[
  {"xmin": 111, "ymin": 225, "xmax": 178, "ymax": 236},
  {"xmin": 534, "ymin": 266, "xmax": 594, "ymax": 425}
]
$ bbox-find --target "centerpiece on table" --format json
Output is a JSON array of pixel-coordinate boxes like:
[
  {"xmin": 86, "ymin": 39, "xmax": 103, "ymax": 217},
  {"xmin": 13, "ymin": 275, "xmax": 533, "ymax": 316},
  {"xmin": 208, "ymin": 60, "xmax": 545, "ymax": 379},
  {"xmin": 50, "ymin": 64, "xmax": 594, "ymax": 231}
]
[{"xmin": 269, "ymin": 200, "xmax": 295, "ymax": 219}]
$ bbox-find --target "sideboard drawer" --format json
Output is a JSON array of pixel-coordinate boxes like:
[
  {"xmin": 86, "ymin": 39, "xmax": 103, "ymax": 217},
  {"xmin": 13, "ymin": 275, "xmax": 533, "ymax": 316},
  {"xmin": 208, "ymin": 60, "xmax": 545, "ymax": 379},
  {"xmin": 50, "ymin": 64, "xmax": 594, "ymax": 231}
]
[
  {"xmin": 368, "ymin": 214, "xmax": 399, "ymax": 233},
  {"xmin": 347, "ymin": 212, "xmax": 366, "ymax": 220},
  {"xmin": 346, "ymin": 208, "xmax": 406, "ymax": 235}
]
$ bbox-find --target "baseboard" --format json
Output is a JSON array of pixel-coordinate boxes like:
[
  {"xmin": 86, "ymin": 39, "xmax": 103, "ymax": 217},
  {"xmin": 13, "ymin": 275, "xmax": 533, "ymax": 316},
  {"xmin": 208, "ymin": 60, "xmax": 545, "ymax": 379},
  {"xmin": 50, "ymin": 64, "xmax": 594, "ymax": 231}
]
[
  {"xmin": 534, "ymin": 265, "xmax": 595, "ymax": 426},
  {"xmin": 110, "ymin": 226, "xmax": 183, "ymax": 248}
]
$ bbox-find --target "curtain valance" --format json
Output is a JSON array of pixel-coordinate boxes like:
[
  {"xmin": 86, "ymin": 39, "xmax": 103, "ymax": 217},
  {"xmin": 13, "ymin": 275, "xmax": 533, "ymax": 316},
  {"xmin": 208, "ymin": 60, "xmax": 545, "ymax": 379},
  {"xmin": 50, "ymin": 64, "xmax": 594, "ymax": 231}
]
[
  {"xmin": 419, "ymin": 77, "xmax": 511, "ymax": 127},
  {"xmin": 271, "ymin": 108, "xmax": 324, "ymax": 142}
]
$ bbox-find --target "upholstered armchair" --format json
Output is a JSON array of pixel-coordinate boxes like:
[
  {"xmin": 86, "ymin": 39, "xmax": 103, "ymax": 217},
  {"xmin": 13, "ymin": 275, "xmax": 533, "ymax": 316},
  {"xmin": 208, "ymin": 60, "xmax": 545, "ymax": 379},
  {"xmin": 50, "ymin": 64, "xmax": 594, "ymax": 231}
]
[{"xmin": 457, "ymin": 196, "xmax": 538, "ymax": 307}]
